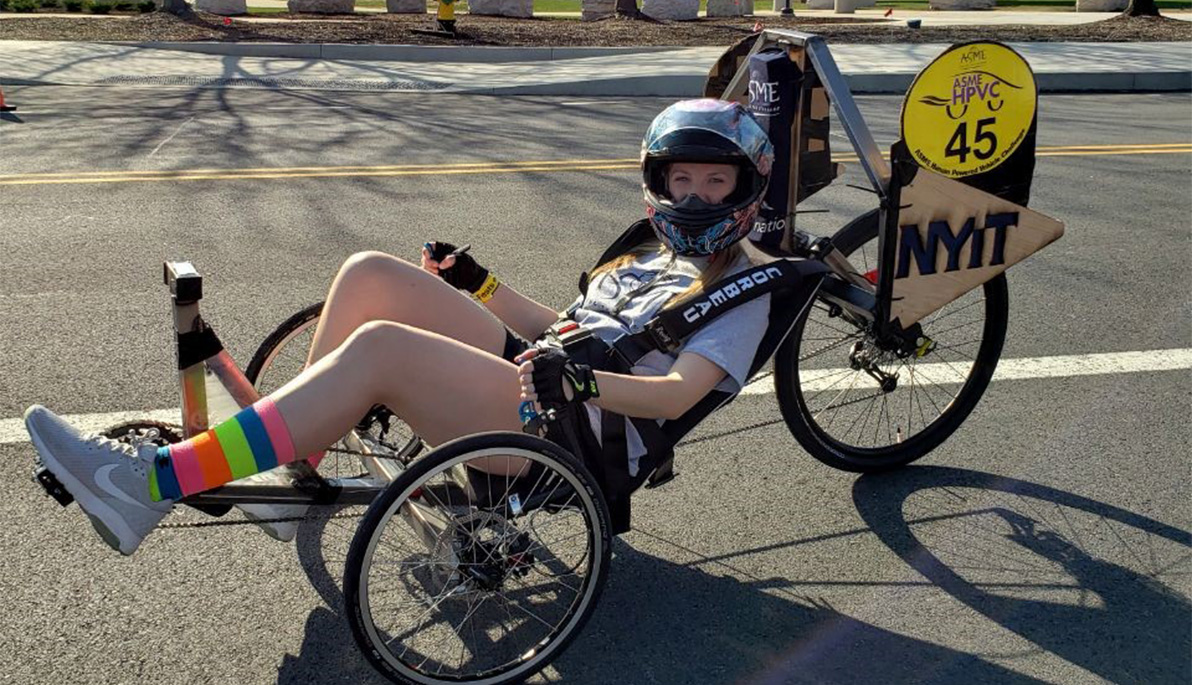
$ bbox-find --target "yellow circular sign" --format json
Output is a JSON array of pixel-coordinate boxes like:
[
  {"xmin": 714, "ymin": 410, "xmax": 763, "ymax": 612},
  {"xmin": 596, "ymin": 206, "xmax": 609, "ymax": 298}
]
[{"xmin": 901, "ymin": 42, "xmax": 1037, "ymax": 178}]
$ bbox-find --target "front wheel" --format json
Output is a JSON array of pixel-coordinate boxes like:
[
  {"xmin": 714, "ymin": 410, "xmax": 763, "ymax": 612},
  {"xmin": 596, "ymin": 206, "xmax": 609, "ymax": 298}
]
[
  {"xmin": 776, "ymin": 209, "xmax": 1009, "ymax": 472},
  {"xmin": 344, "ymin": 432, "xmax": 612, "ymax": 685}
]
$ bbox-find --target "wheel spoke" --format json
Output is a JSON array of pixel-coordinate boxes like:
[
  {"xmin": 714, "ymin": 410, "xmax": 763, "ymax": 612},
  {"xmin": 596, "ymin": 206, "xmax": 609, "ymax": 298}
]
[
  {"xmin": 350, "ymin": 446, "xmax": 604, "ymax": 683},
  {"xmin": 787, "ymin": 215, "xmax": 1002, "ymax": 462}
]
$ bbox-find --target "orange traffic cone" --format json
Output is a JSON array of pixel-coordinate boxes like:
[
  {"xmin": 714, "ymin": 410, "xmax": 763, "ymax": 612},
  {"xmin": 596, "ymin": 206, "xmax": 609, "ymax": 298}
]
[{"xmin": 0, "ymin": 85, "xmax": 15, "ymax": 112}]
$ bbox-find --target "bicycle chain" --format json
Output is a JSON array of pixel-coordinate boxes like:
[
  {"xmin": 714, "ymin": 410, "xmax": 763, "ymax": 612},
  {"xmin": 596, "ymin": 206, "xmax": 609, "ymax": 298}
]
[{"xmin": 155, "ymin": 443, "xmax": 405, "ymax": 531}]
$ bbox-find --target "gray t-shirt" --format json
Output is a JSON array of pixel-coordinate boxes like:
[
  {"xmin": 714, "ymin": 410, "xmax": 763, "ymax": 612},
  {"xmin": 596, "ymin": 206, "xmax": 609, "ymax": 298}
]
[{"xmin": 568, "ymin": 246, "xmax": 771, "ymax": 475}]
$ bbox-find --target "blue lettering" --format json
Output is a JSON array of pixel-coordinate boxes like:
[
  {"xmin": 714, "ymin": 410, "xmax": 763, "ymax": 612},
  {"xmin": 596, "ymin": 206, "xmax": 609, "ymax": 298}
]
[
  {"xmin": 968, "ymin": 224, "xmax": 986, "ymax": 269},
  {"xmin": 985, "ymin": 211, "xmax": 1018, "ymax": 266},
  {"xmin": 896, "ymin": 212, "xmax": 1018, "ymax": 278},
  {"xmin": 897, "ymin": 223, "xmax": 938, "ymax": 278}
]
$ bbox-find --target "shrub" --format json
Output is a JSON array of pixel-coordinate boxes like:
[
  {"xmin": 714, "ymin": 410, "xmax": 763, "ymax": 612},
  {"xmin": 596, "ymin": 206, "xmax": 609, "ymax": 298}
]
[
  {"xmin": 136, "ymin": 0, "xmax": 154, "ymax": 10},
  {"xmin": 11, "ymin": 0, "xmax": 38, "ymax": 11},
  {"xmin": 38, "ymin": 0, "xmax": 60, "ymax": 7},
  {"xmin": 0, "ymin": 0, "xmax": 10, "ymax": 10},
  {"xmin": 88, "ymin": 1, "xmax": 111, "ymax": 11},
  {"xmin": 112, "ymin": 0, "xmax": 133, "ymax": 8},
  {"xmin": 63, "ymin": 0, "xmax": 84, "ymax": 9}
]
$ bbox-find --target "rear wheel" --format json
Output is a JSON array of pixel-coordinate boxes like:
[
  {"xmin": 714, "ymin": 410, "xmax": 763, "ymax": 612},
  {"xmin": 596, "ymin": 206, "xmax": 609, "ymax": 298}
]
[
  {"xmin": 776, "ymin": 209, "xmax": 1009, "ymax": 471},
  {"xmin": 345, "ymin": 432, "xmax": 611, "ymax": 685},
  {"xmin": 246, "ymin": 303, "xmax": 423, "ymax": 601}
]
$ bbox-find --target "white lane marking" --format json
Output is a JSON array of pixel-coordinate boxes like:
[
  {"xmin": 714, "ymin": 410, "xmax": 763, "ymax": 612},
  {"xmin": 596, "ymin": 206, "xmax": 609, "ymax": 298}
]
[
  {"xmin": 739, "ymin": 348, "xmax": 1192, "ymax": 396},
  {"xmin": 2, "ymin": 349, "xmax": 1189, "ymax": 446},
  {"xmin": 1, "ymin": 409, "xmax": 180, "ymax": 446}
]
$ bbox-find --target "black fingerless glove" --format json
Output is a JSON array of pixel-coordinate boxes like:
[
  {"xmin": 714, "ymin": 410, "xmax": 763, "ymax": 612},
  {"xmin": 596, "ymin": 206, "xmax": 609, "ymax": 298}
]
[
  {"xmin": 532, "ymin": 347, "xmax": 599, "ymax": 410},
  {"xmin": 427, "ymin": 241, "xmax": 490, "ymax": 293}
]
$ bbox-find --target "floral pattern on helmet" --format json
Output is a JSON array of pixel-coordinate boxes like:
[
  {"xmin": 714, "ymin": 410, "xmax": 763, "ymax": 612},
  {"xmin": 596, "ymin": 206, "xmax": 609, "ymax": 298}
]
[
  {"xmin": 648, "ymin": 196, "xmax": 766, "ymax": 257},
  {"xmin": 641, "ymin": 99, "xmax": 774, "ymax": 176}
]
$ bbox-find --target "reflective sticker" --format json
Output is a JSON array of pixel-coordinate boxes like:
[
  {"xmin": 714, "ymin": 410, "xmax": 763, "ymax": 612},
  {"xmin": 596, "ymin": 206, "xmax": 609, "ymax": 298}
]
[{"xmin": 901, "ymin": 42, "xmax": 1037, "ymax": 178}]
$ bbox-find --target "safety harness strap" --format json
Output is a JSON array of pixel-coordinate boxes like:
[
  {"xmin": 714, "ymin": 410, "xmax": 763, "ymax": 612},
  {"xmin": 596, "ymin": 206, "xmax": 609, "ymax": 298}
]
[
  {"xmin": 554, "ymin": 220, "xmax": 829, "ymax": 534},
  {"xmin": 607, "ymin": 259, "xmax": 814, "ymax": 368}
]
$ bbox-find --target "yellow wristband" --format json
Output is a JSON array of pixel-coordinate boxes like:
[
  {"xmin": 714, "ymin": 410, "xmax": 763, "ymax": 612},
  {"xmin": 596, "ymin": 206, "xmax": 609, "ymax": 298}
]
[{"xmin": 473, "ymin": 273, "xmax": 501, "ymax": 303}]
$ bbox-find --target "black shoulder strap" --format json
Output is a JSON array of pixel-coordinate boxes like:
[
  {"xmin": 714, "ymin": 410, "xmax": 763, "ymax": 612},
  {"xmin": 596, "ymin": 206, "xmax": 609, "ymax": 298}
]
[{"xmin": 616, "ymin": 259, "xmax": 829, "ymax": 360}]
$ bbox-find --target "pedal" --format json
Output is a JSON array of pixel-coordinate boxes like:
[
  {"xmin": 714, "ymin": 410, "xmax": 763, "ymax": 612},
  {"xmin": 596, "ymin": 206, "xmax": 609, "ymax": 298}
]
[{"xmin": 33, "ymin": 466, "xmax": 74, "ymax": 507}]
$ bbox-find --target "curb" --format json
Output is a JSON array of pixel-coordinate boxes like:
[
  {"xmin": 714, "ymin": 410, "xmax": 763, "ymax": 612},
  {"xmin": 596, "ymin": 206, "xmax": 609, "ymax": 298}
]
[
  {"xmin": 124, "ymin": 41, "xmax": 679, "ymax": 63},
  {"xmin": 6, "ymin": 71, "xmax": 1188, "ymax": 94},
  {"xmin": 477, "ymin": 71, "xmax": 1192, "ymax": 95}
]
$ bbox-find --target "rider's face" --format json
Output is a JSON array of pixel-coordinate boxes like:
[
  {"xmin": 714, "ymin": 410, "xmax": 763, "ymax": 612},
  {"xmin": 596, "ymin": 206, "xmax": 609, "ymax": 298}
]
[{"xmin": 666, "ymin": 162, "xmax": 739, "ymax": 205}]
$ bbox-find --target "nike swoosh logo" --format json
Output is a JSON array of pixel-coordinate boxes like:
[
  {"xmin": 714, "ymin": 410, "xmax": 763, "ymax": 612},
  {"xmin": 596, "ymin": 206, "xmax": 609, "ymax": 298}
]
[{"xmin": 95, "ymin": 464, "xmax": 156, "ymax": 510}]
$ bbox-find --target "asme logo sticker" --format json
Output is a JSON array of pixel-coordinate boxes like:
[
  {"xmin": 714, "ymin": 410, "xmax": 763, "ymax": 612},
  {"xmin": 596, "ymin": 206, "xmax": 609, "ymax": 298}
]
[{"xmin": 748, "ymin": 79, "xmax": 781, "ymax": 116}]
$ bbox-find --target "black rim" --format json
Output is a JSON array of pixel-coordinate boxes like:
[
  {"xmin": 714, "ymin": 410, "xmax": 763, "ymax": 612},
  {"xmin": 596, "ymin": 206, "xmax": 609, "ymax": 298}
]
[{"xmin": 784, "ymin": 210, "xmax": 1006, "ymax": 466}]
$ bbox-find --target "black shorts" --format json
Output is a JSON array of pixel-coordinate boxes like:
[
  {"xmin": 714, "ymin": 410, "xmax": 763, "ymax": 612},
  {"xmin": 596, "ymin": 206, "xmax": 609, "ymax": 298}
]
[{"xmin": 501, "ymin": 328, "xmax": 532, "ymax": 363}]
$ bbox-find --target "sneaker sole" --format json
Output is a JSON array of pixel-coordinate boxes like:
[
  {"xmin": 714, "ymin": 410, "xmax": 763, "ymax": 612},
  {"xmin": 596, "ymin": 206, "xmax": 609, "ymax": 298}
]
[{"xmin": 28, "ymin": 428, "xmax": 144, "ymax": 556}]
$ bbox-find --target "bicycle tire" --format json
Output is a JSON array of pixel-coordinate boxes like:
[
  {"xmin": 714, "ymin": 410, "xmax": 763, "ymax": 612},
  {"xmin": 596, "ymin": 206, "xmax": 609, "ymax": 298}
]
[
  {"xmin": 245, "ymin": 301, "xmax": 422, "ymax": 464},
  {"xmin": 344, "ymin": 431, "xmax": 612, "ymax": 685},
  {"xmin": 775, "ymin": 209, "xmax": 1009, "ymax": 472},
  {"xmin": 244, "ymin": 301, "xmax": 324, "ymax": 388}
]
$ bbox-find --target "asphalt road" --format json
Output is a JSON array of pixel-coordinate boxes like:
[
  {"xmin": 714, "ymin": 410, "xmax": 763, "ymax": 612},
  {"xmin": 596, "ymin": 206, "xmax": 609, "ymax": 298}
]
[{"xmin": 0, "ymin": 88, "xmax": 1189, "ymax": 685}]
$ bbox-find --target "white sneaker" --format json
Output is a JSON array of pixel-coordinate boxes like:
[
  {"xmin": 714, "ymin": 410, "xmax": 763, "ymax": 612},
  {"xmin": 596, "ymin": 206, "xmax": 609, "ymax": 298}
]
[{"xmin": 25, "ymin": 405, "xmax": 172, "ymax": 556}]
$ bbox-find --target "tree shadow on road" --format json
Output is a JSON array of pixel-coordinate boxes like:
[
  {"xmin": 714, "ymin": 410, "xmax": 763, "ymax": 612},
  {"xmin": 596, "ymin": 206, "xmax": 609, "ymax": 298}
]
[
  {"xmin": 853, "ymin": 466, "xmax": 1192, "ymax": 685},
  {"xmin": 275, "ymin": 526, "xmax": 1055, "ymax": 685},
  {"xmin": 273, "ymin": 462, "xmax": 1190, "ymax": 684}
]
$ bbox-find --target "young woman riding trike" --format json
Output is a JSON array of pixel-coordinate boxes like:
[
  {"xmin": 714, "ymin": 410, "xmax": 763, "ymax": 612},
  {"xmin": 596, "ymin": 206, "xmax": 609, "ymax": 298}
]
[{"xmin": 25, "ymin": 30, "xmax": 1061, "ymax": 685}]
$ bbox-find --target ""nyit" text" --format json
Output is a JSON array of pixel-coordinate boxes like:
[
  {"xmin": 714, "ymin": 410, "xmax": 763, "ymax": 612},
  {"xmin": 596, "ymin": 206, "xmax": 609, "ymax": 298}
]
[{"xmin": 896, "ymin": 212, "xmax": 1018, "ymax": 278}]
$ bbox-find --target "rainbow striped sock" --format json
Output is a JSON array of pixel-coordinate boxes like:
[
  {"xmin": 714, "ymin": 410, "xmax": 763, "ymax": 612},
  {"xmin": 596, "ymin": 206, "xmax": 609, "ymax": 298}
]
[{"xmin": 148, "ymin": 398, "xmax": 296, "ymax": 502}]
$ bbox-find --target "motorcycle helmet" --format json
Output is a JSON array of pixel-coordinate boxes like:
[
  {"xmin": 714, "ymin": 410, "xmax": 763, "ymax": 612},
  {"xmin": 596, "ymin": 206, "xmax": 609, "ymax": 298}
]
[{"xmin": 641, "ymin": 99, "xmax": 774, "ymax": 257}]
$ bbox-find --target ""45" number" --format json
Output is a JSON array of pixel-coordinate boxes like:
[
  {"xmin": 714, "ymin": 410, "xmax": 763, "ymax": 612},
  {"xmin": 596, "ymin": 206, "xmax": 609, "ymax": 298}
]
[{"xmin": 945, "ymin": 117, "xmax": 998, "ymax": 163}]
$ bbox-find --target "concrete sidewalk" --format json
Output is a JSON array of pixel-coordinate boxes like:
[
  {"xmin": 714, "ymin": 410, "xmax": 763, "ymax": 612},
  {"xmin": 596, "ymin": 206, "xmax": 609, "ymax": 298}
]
[{"xmin": 1, "ymin": 38, "xmax": 1189, "ymax": 95}]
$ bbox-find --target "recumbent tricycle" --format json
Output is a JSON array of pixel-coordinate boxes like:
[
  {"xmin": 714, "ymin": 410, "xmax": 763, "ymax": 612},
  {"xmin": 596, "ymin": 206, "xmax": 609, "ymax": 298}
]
[{"xmin": 33, "ymin": 30, "xmax": 1063, "ymax": 685}]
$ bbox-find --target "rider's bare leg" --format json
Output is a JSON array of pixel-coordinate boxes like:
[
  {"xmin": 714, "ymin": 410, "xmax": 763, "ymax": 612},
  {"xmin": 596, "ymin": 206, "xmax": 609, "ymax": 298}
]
[
  {"xmin": 273, "ymin": 320, "xmax": 528, "ymax": 476},
  {"xmin": 306, "ymin": 251, "xmax": 506, "ymax": 366}
]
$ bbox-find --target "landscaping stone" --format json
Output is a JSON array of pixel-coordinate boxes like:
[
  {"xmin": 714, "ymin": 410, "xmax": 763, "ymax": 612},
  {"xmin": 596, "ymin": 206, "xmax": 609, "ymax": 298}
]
[
  {"xmin": 1077, "ymin": 0, "xmax": 1126, "ymax": 10},
  {"xmin": 469, "ymin": 0, "xmax": 533, "ymax": 17},
  {"xmin": 195, "ymin": 0, "xmax": 245, "ymax": 14},
  {"xmin": 286, "ymin": 0, "xmax": 354, "ymax": 12},
  {"xmin": 642, "ymin": 0, "xmax": 698, "ymax": 20},
  {"xmin": 706, "ymin": 0, "xmax": 752, "ymax": 16},
  {"xmin": 581, "ymin": 0, "xmax": 614, "ymax": 20},
  {"xmin": 385, "ymin": 0, "xmax": 424, "ymax": 12}
]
